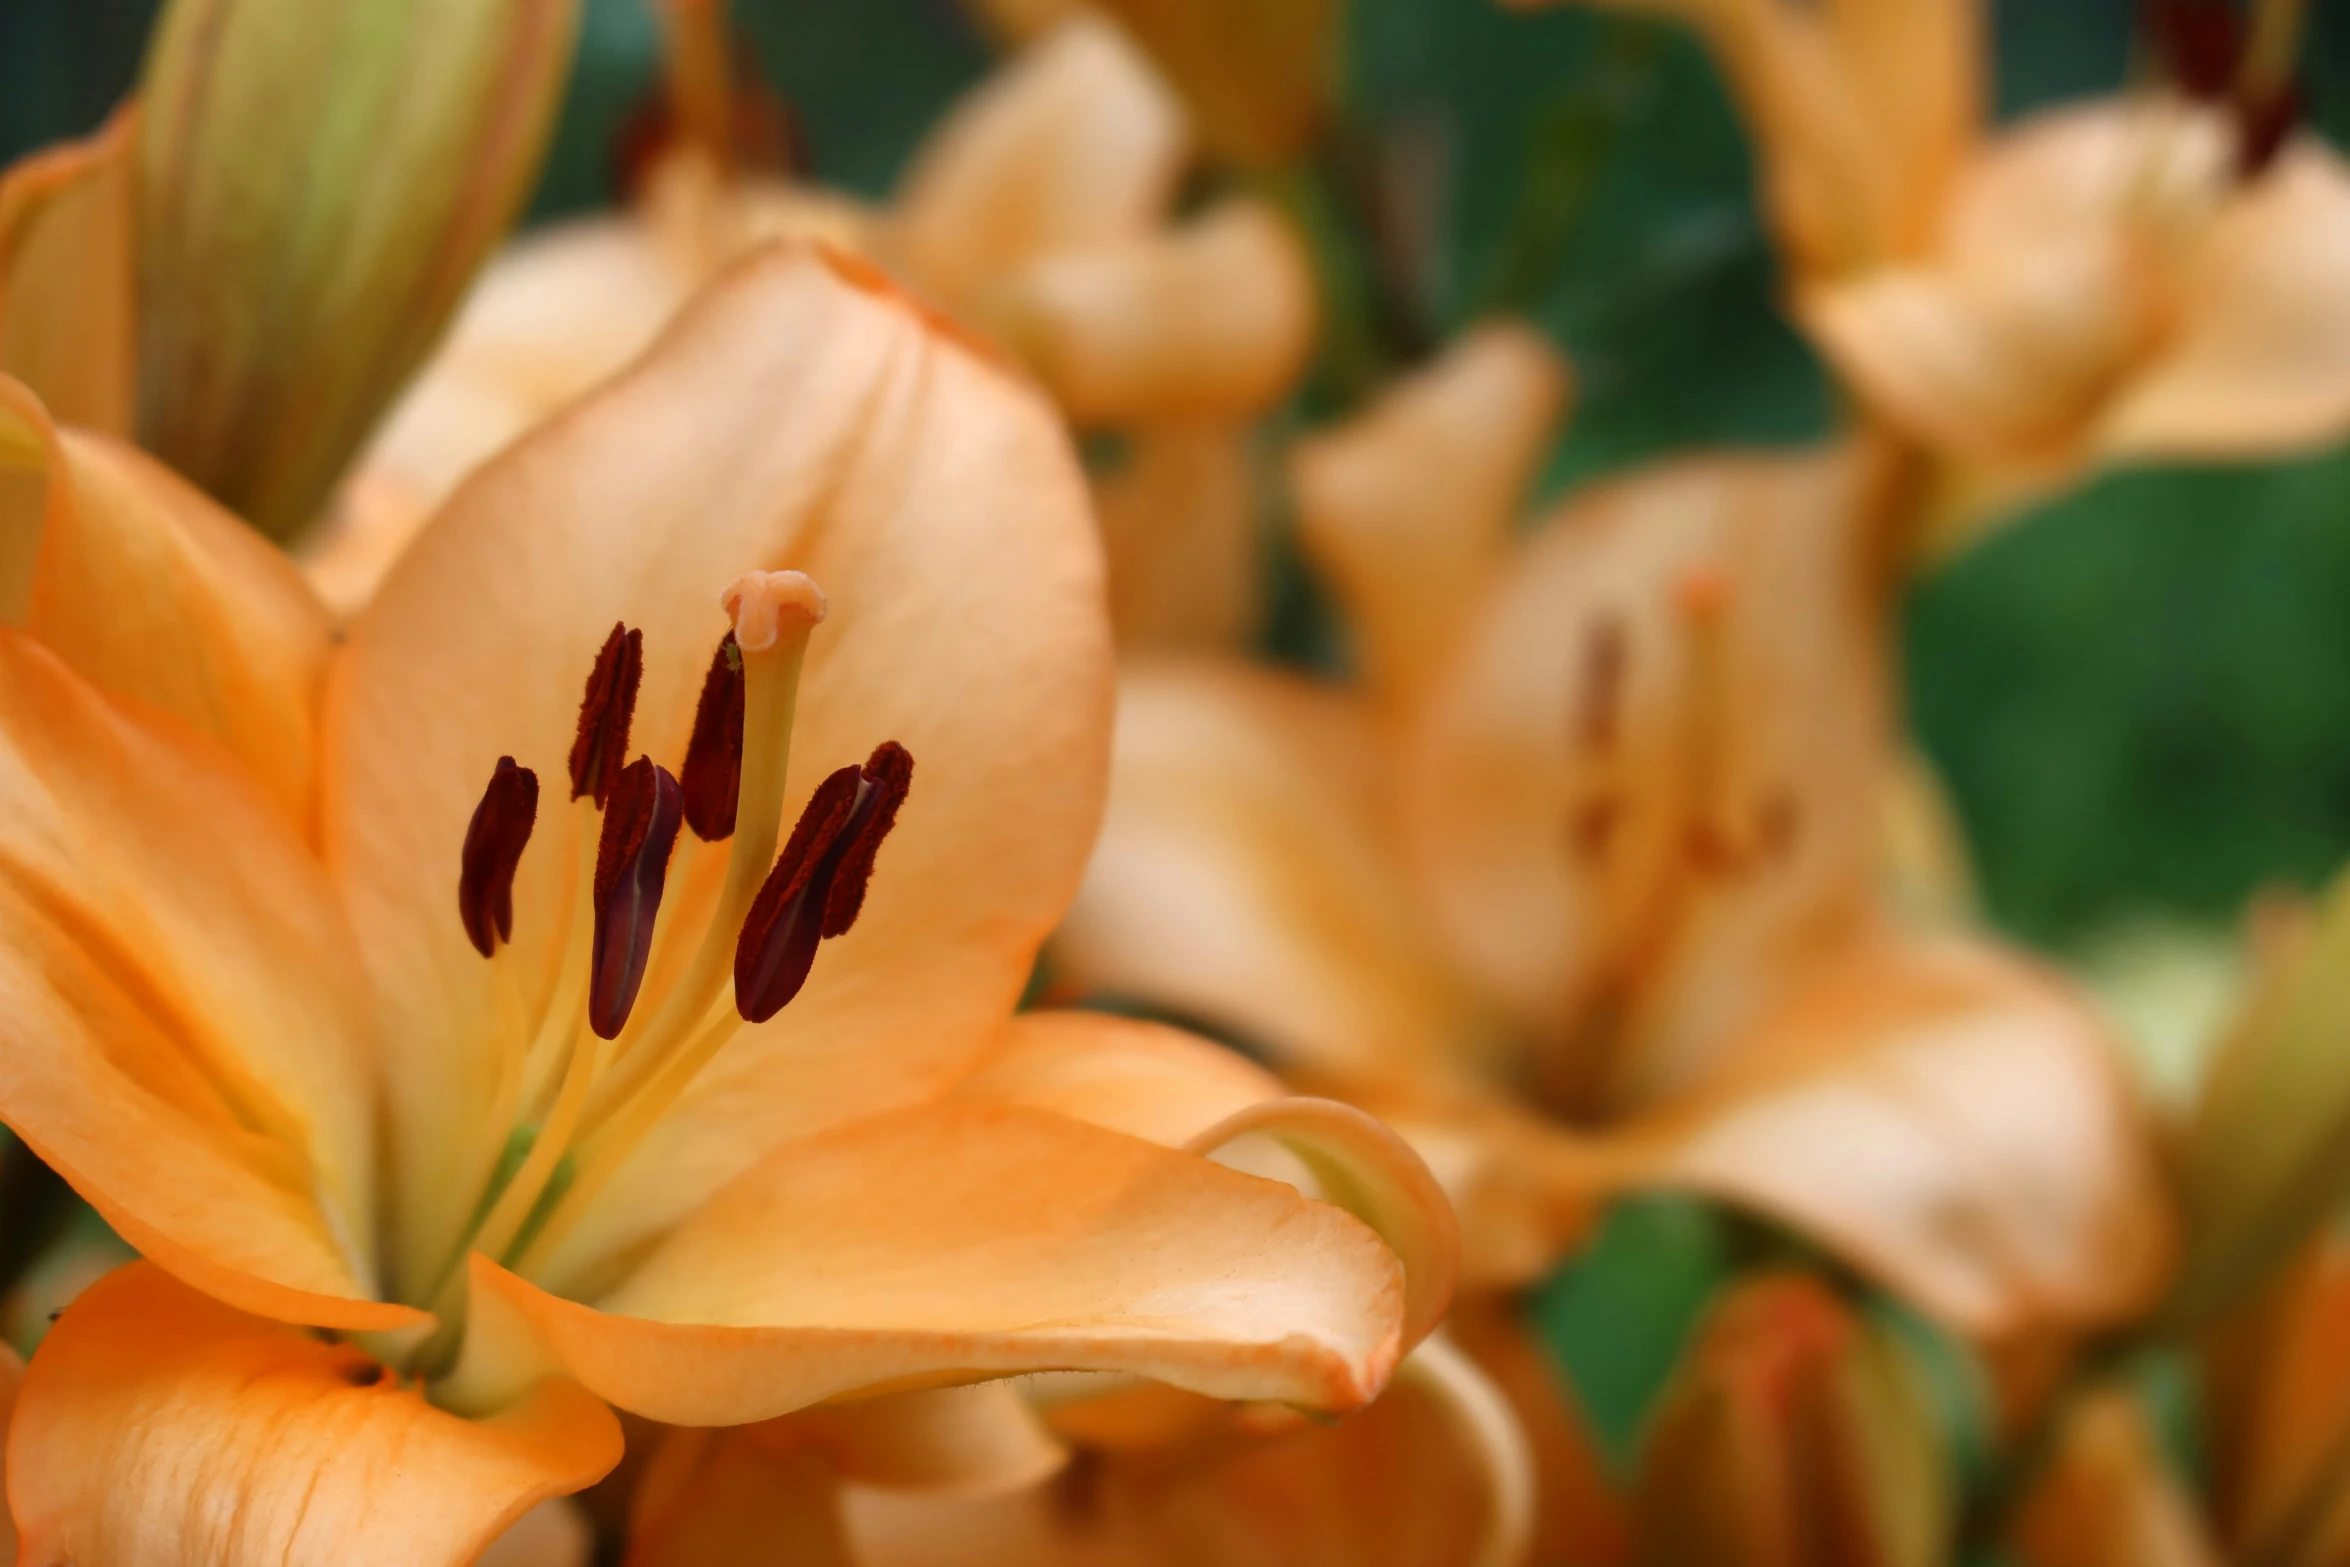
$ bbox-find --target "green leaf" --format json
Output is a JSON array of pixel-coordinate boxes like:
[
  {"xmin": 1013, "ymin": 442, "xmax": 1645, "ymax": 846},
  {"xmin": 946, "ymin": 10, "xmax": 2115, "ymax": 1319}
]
[{"xmin": 1521, "ymin": 1192, "xmax": 1732, "ymax": 1474}]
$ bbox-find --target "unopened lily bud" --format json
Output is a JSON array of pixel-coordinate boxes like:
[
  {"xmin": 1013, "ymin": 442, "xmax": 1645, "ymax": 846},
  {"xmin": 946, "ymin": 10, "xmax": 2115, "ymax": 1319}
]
[
  {"xmin": 2203, "ymin": 1233, "xmax": 2350, "ymax": 1567},
  {"xmin": 1090, "ymin": 0, "xmax": 1337, "ymax": 167},
  {"xmin": 2010, "ymin": 1389, "xmax": 2221, "ymax": 1567},
  {"xmin": 1632, "ymin": 1273, "xmax": 1949, "ymax": 1567},
  {"xmin": 135, "ymin": 0, "xmax": 581, "ymax": 540},
  {"xmin": 2166, "ymin": 872, "xmax": 2350, "ymax": 1330}
]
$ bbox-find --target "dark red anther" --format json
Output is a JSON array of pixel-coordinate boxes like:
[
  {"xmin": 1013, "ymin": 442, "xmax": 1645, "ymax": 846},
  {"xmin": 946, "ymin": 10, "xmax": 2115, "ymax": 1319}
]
[
  {"xmin": 2237, "ymin": 82, "xmax": 2302, "ymax": 177},
  {"xmin": 569, "ymin": 623, "xmax": 644, "ymax": 806},
  {"xmin": 458, "ymin": 757, "xmax": 539, "ymax": 957},
  {"xmin": 734, "ymin": 742, "xmax": 915, "ymax": 1024},
  {"xmin": 680, "ymin": 633, "xmax": 746, "ymax": 841},
  {"xmin": 2142, "ymin": 0, "xmax": 2244, "ymax": 100},
  {"xmin": 590, "ymin": 756, "xmax": 684, "ymax": 1039}
]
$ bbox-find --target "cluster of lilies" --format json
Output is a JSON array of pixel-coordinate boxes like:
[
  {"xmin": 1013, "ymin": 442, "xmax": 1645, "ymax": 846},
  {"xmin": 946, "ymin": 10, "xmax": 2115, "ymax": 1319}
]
[{"xmin": 0, "ymin": 0, "xmax": 2348, "ymax": 1560}]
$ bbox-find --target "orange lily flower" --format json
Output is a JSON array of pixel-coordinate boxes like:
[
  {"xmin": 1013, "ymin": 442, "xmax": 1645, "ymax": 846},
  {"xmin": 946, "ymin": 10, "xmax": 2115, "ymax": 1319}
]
[
  {"xmin": 314, "ymin": 9, "xmax": 1312, "ymax": 646},
  {"xmin": 1501, "ymin": 0, "xmax": 2350, "ymax": 550},
  {"xmin": 611, "ymin": 1014, "xmax": 1512, "ymax": 1567},
  {"xmin": 1054, "ymin": 322, "xmax": 2172, "ymax": 1337},
  {"xmin": 0, "ymin": 245, "xmax": 1446, "ymax": 1564}
]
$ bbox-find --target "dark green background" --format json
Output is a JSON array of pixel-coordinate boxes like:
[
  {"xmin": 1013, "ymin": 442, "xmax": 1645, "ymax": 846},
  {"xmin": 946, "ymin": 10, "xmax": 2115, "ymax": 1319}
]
[{"xmin": 8, "ymin": 0, "xmax": 2350, "ymax": 945}]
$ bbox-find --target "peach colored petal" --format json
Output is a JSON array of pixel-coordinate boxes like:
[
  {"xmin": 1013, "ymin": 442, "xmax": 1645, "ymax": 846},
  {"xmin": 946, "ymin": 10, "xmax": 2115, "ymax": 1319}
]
[
  {"xmin": 1820, "ymin": 0, "xmax": 1978, "ymax": 255},
  {"xmin": 2099, "ymin": 139, "xmax": 2350, "ymax": 462},
  {"xmin": 2011, "ymin": 1390, "xmax": 2223, "ymax": 1567},
  {"xmin": 845, "ymin": 1340, "xmax": 1528, "ymax": 1567},
  {"xmin": 1056, "ymin": 658, "xmax": 1493, "ymax": 1082},
  {"xmin": 888, "ymin": 15, "xmax": 1187, "ymax": 315},
  {"xmin": 0, "ymin": 379, "xmax": 332, "ymax": 826},
  {"xmin": 469, "ymin": 1100, "xmax": 1404, "ymax": 1426},
  {"xmin": 1400, "ymin": 446, "xmax": 1884, "ymax": 1109},
  {"xmin": 0, "ymin": 105, "xmax": 136, "ymax": 437},
  {"xmin": 954, "ymin": 1009, "xmax": 1283, "ymax": 1148},
  {"xmin": 1093, "ymin": 423, "xmax": 1261, "ymax": 652},
  {"xmin": 1637, "ymin": 935, "xmax": 2175, "ymax": 1336},
  {"xmin": 1447, "ymin": 1297, "xmax": 1632, "ymax": 1566},
  {"xmin": 998, "ymin": 198, "xmax": 1313, "ymax": 426},
  {"xmin": 9, "ymin": 1262, "xmax": 618, "ymax": 1567},
  {"xmin": 1288, "ymin": 321, "xmax": 1571, "ymax": 710},
  {"xmin": 0, "ymin": 633, "xmax": 401, "ymax": 1330},
  {"xmin": 1797, "ymin": 243, "xmax": 2144, "ymax": 472},
  {"xmin": 1342, "ymin": 1080, "xmax": 1614, "ymax": 1290},
  {"xmin": 478, "ymin": 1502, "xmax": 591, "ymax": 1567},
  {"xmin": 1182, "ymin": 1096, "xmax": 1458, "ymax": 1355},
  {"xmin": 626, "ymin": 1384, "xmax": 1066, "ymax": 1565},
  {"xmin": 306, "ymin": 219, "xmax": 702, "ymax": 621},
  {"xmin": 311, "ymin": 172, "xmax": 884, "ymax": 624},
  {"xmin": 962, "ymin": 1014, "xmax": 1457, "ymax": 1354},
  {"xmin": 792, "ymin": 1384, "xmax": 1069, "ymax": 1495},
  {"xmin": 325, "ymin": 245, "xmax": 1110, "ymax": 1296},
  {"xmin": 627, "ymin": 1430, "xmax": 854, "ymax": 1567}
]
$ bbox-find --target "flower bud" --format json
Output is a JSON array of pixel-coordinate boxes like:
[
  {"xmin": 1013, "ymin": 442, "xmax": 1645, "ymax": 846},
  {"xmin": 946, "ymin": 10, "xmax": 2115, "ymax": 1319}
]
[
  {"xmin": 2165, "ymin": 875, "xmax": 2350, "ymax": 1329},
  {"xmin": 2010, "ymin": 1389, "xmax": 2221, "ymax": 1567},
  {"xmin": 1631, "ymin": 1273, "xmax": 1949, "ymax": 1567},
  {"xmin": 134, "ymin": 0, "xmax": 581, "ymax": 540}
]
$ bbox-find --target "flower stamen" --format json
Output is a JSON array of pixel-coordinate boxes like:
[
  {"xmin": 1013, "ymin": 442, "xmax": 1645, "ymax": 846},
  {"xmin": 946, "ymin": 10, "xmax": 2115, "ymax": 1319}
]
[
  {"xmin": 457, "ymin": 757, "xmax": 539, "ymax": 958},
  {"xmin": 569, "ymin": 623, "xmax": 644, "ymax": 807},
  {"xmin": 679, "ymin": 632, "xmax": 745, "ymax": 840},
  {"xmin": 589, "ymin": 757, "xmax": 684, "ymax": 1040},
  {"xmin": 735, "ymin": 742, "xmax": 914, "ymax": 1023}
]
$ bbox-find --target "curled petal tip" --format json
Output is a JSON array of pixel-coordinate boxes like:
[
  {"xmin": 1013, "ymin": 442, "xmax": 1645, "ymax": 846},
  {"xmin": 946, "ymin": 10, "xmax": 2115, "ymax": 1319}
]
[{"xmin": 721, "ymin": 570, "xmax": 827, "ymax": 651}]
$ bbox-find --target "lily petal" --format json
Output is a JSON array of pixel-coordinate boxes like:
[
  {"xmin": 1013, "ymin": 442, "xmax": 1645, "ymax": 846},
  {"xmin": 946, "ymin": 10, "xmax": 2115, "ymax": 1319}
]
[
  {"xmin": 1818, "ymin": 0, "xmax": 1978, "ymax": 255},
  {"xmin": 327, "ymin": 245, "xmax": 1109, "ymax": 1292},
  {"xmin": 0, "ymin": 634, "xmax": 396, "ymax": 1328},
  {"xmin": 1638, "ymin": 935, "xmax": 2175, "ymax": 1335},
  {"xmin": 964, "ymin": 1012, "xmax": 1458, "ymax": 1356},
  {"xmin": 888, "ymin": 15, "xmax": 1188, "ymax": 316},
  {"xmin": 998, "ymin": 198, "xmax": 1314, "ymax": 426},
  {"xmin": 0, "ymin": 106, "xmax": 137, "ymax": 436},
  {"xmin": 626, "ymin": 1430, "xmax": 854, "ymax": 1567},
  {"xmin": 2098, "ymin": 139, "xmax": 2350, "ymax": 462},
  {"xmin": 1055, "ymin": 658, "xmax": 1492, "ymax": 1082},
  {"xmin": 1399, "ymin": 446, "xmax": 1884, "ymax": 1109},
  {"xmin": 845, "ymin": 1339, "xmax": 1529, "ymax": 1567},
  {"xmin": 1183, "ymin": 1096, "xmax": 1458, "ymax": 1355},
  {"xmin": 1288, "ymin": 322, "xmax": 1571, "ymax": 710},
  {"xmin": 627, "ymin": 1384, "xmax": 1067, "ymax": 1565},
  {"xmin": 469, "ymin": 1099, "xmax": 1404, "ymax": 1426},
  {"xmin": 1094, "ymin": 423, "xmax": 1261, "ymax": 652},
  {"xmin": 1, "ymin": 378, "xmax": 333, "ymax": 826},
  {"xmin": 9, "ymin": 1262, "xmax": 618, "ymax": 1567},
  {"xmin": 954, "ymin": 1009, "xmax": 1284, "ymax": 1148}
]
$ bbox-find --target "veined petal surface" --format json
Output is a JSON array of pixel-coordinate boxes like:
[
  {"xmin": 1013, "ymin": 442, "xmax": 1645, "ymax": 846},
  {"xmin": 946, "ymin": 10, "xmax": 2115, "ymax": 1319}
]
[
  {"xmin": 472, "ymin": 1100, "xmax": 1404, "ymax": 1426},
  {"xmin": 9, "ymin": 1263, "xmax": 617, "ymax": 1567},
  {"xmin": 1, "ymin": 379, "xmax": 332, "ymax": 826},
  {"xmin": 0, "ymin": 634, "xmax": 393, "ymax": 1328}
]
